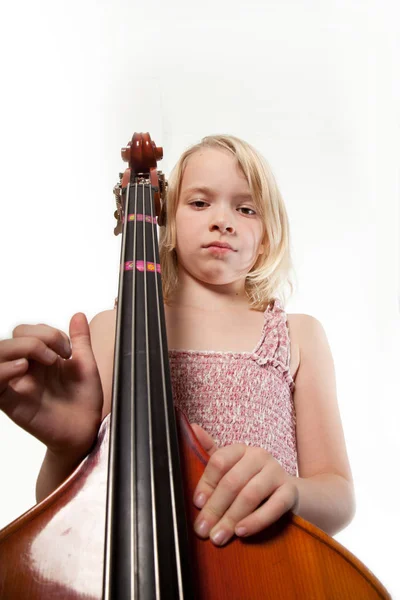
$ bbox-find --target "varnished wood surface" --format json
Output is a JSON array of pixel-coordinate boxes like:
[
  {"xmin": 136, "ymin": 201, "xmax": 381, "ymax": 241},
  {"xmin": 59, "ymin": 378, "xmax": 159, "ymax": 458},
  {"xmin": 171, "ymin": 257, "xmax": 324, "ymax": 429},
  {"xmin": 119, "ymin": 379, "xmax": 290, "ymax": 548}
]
[
  {"xmin": 0, "ymin": 417, "xmax": 109, "ymax": 599},
  {"xmin": 0, "ymin": 412, "xmax": 392, "ymax": 599},
  {"xmin": 176, "ymin": 410, "xmax": 391, "ymax": 599}
]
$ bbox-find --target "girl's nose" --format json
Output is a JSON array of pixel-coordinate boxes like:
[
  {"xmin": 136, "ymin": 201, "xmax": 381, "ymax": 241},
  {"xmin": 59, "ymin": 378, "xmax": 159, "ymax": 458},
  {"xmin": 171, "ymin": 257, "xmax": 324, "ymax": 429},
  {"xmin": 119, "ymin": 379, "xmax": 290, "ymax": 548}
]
[{"xmin": 209, "ymin": 215, "xmax": 235, "ymax": 234}]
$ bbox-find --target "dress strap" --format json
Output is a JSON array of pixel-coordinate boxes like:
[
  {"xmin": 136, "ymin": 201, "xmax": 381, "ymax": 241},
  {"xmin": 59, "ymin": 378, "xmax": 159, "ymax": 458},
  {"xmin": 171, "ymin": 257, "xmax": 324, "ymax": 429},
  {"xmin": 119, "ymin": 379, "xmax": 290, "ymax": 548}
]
[{"xmin": 250, "ymin": 298, "xmax": 294, "ymax": 391}]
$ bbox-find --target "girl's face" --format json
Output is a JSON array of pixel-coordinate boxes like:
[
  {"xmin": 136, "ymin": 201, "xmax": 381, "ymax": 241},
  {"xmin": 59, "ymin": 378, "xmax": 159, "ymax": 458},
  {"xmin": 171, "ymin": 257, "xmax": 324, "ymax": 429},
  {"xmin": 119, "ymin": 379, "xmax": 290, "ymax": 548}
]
[{"xmin": 174, "ymin": 148, "xmax": 265, "ymax": 290}]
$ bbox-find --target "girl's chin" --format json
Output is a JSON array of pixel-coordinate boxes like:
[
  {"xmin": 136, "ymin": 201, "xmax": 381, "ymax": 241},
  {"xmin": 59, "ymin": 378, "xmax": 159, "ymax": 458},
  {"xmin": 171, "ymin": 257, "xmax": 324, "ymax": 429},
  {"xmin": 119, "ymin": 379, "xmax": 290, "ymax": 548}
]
[
  {"xmin": 179, "ymin": 263, "xmax": 248, "ymax": 286},
  {"xmin": 195, "ymin": 271, "xmax": 244, "ymax": 287}
]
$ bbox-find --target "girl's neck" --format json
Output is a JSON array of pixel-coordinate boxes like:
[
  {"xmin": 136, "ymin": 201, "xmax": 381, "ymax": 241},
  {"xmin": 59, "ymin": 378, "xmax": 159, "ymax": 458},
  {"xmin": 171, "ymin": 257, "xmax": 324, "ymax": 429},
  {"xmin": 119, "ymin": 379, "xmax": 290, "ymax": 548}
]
[{"xmin": 166, "ymin": 281, "xmax": 251, "ymax": 314}]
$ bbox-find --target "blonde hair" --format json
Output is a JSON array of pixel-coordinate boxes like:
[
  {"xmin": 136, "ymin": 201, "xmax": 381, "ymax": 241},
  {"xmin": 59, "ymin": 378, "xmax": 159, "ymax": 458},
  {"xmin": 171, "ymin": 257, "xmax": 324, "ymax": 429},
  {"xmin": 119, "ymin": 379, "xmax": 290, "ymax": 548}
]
[{"xmin": 158, "ymin": 134, "xmax": 295, "ymax": 311}]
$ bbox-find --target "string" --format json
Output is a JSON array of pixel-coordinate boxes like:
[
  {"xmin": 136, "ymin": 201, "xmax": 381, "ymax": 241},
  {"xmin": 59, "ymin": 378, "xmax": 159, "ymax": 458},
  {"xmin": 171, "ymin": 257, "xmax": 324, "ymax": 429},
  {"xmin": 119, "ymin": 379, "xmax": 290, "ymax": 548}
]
[
  {"xmin": 143, "ymin": 181, "xmax": 161, "ymax": 598},
  {"xmin": 148, "ymin": 182, "xmax": 185, "ymax": 598},
  {"xmin": 130, "ymin": 181, "xmax": 137, "ymax": 597},
  {"xmin": 103, "ymin": 181, "xmax": 134, "ymax": 599}
]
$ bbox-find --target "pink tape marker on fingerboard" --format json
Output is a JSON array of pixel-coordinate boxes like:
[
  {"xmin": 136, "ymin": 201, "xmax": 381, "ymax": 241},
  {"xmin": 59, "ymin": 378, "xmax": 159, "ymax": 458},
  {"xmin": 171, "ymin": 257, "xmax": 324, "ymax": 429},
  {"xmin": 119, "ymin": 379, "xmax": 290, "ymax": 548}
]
[
  {"xmin": 122, "ymin": 214, "xmax": 157, "ymax": 224},
  {"xmin": 124, "ymin": 260, "xmax": 161, "ymax": 273}
]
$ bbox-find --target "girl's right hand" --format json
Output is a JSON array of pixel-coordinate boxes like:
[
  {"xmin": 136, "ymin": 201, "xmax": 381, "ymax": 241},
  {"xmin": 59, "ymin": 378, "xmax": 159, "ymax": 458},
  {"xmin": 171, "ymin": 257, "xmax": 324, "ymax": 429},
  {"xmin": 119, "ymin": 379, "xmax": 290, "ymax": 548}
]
[{"xmin": 0, "ymin": 312, "xmax": 104, "ymax": 462}]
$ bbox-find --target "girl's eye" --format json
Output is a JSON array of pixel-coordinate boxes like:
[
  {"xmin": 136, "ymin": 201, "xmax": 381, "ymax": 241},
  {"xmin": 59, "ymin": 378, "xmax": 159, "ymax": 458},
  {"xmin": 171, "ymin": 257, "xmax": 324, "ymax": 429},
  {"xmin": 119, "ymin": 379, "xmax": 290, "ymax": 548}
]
[
  {"xmin": 189, "ymin": 201, "xmax": 256, "ymax": 216},
  {"xmin": 190, "ymin": 200, "xmax": 208, "ymax": 208},
  {"xmin": 238, "ymin": 207, "xmax": 256, "ymax": 216}
]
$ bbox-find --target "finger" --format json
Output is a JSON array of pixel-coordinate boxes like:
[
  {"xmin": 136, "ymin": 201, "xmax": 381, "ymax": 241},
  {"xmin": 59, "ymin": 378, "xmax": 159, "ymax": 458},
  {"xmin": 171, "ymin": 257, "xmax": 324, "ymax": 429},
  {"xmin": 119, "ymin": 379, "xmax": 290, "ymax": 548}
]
[
  {"xmin": 69, "ymin": 313, "xmax": 94, "ymax": 356},
  {"xmin": 12, "ymin": 324, "xmax": 71, "ymax": 359},
  {"xmin": 193, "ymin": 444, "xmax": 246, "ymax": 511},
  {"xmin": 194, "ymin": 449, "xmax": 264, "ymax": 536},
  {"xmin": 0, "ymin": 337, "xmax": 60, "ymax": 366},
  {"xmin": 0, "ymin": 359, "xmax": 29, "ymax": 395},
  {"xmin": 234, "ymin": 480, "xmax": 299, "ymax": 538},
  {"xmin": 191, "ymin": 423, "xmax": 218, "ymax": 455},
  {"xmin": 206, "ymin": 466, "xmax": 277, "ymax": 545},
  {"xmin": 66, "ymin": 313, "xmax": 99, "ymax": 380}
]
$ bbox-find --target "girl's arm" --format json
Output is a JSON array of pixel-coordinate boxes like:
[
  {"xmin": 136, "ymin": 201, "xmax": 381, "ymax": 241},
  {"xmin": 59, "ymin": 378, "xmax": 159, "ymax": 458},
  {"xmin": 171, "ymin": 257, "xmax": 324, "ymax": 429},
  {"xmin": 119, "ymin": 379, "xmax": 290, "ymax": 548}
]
[
  {"xmin": 289, "ymin": 314, "xmax": 356, "ymax": 535},
  {"xmin": 36, "ymin": 446, "xmax": 90, "ymax": 502},
  {"xmin": 35, "ymin": 311, "xmax": 115, "ymax": 503}
]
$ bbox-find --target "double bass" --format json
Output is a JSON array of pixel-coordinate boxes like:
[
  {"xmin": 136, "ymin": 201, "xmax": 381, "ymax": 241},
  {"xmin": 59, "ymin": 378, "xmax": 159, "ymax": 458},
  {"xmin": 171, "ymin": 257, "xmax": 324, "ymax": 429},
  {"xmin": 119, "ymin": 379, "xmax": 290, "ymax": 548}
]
[{"xmin": 0, "ymin": 132, "xmax": 392, "ymax": 599}]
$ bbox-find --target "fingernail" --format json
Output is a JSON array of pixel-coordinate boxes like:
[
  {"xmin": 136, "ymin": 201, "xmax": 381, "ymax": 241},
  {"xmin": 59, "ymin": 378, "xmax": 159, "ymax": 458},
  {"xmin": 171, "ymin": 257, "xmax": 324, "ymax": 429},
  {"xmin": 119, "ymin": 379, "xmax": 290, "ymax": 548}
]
[
  {"xmin": 194, "ymin": 520, "xmax": 209, "ymax": 537},
  {"xmin": 14, "ymin": 358, "xmax": 27, "ymax": 368},
  {"xmin": 235, "ymin": 526, "xmax": 247, "ymax": 536},
  {"xmin": 45, "ymin": 348, "xmax": 58, "ymax": 363},
  {"xmin": 194, "ymin": 493, "xmax": 206, "ymax": 508},
  {"xmin": 63, "ymin": 341, "xmax": 71, "ymax": 356},
  {"xmin": 211, "ymin": 529, "xmax": 229, "ymax": 546}
]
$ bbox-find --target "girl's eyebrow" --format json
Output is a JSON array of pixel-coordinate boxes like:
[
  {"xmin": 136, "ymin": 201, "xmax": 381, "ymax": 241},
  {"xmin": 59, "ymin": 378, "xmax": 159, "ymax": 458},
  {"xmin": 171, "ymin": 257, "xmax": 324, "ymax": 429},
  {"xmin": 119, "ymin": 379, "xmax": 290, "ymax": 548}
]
[{"xmin": 182, "ymin": 185, "xmax": 253, "ymax": 200}]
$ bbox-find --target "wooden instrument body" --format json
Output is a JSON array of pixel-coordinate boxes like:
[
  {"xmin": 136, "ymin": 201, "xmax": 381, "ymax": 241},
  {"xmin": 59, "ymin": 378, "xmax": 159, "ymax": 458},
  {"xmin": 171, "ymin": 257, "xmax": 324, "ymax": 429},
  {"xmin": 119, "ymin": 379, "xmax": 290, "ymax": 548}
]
[{"xmin": 0, "ymin": 410, "xmax": 390, "ymax": 599}]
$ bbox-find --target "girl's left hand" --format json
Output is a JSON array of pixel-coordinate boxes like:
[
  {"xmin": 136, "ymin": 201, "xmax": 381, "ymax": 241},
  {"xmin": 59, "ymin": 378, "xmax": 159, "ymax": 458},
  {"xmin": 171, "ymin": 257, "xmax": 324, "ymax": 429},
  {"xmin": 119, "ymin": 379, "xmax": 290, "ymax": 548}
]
[{"xmin": 191, "ymin": 424, "xmax": 299, "ymax": 547}]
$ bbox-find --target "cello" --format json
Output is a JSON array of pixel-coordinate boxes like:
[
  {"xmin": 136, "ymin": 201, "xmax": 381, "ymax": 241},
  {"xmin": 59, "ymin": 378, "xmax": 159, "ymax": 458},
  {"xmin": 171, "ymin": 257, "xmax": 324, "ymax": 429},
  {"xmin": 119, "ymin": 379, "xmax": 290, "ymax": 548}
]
[{"xmin": 0, "ymin": 132, "xmax": 392, "ymax": 599}]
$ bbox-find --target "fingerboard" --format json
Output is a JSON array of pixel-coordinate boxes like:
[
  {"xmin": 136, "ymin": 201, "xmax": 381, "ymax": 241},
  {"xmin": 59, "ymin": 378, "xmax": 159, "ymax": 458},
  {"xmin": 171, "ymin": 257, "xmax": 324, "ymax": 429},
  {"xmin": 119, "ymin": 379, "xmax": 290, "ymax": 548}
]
[{"xmin": 102, "ymin": 181, "xmax": 193, "ymax": 599}]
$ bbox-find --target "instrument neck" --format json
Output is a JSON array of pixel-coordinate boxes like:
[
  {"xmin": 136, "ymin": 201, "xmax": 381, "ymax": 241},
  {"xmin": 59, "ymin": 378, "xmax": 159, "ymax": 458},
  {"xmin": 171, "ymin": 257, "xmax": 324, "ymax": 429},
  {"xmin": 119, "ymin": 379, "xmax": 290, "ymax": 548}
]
[{"xmin": 103, "ymin": 181, "xmax": 193, "ymax": 599}]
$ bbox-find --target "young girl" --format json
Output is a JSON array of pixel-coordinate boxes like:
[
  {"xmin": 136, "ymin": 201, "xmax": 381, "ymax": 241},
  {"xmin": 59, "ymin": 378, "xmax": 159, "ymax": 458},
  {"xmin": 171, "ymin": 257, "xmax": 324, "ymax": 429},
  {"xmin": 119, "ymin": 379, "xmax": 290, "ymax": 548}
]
[{"xmin": 0, "ymin": 134, "xmax": 355, "ymax": 547}]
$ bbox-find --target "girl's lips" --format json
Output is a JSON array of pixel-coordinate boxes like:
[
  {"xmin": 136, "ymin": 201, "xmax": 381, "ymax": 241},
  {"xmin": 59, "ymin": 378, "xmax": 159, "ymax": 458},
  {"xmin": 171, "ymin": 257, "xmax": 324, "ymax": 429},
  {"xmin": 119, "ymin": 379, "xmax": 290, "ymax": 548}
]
[{"xmin": 204, "ymin": 245, "xmax": 233, "ymax": 253}]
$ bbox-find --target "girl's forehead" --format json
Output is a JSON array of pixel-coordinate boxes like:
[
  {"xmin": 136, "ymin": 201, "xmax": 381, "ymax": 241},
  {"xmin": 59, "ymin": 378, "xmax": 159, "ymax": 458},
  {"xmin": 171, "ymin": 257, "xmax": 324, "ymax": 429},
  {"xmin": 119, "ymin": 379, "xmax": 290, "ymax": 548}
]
[
  {"xmin": 181, "ymin": 148, "xmax": 248, "ymax": 188},
  {"xmin": 184, "ymin": 147, "xmax": 235, "ymax": 170}
]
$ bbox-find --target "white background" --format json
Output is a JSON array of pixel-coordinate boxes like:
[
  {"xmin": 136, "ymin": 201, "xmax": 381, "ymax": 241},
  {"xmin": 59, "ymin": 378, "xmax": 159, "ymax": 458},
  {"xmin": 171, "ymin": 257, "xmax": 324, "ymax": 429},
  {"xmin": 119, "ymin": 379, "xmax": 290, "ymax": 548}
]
[{"xmin": 0, "ymin": 0, "xmax": 399, "ymax": 596}]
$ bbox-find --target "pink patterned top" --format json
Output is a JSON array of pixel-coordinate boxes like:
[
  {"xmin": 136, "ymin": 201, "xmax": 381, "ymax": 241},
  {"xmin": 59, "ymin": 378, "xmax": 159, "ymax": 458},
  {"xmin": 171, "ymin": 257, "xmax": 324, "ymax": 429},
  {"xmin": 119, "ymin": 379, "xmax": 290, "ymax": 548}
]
[{"xmin": 169, "ymin": 298, "xmax": 298, "ymax": 477}]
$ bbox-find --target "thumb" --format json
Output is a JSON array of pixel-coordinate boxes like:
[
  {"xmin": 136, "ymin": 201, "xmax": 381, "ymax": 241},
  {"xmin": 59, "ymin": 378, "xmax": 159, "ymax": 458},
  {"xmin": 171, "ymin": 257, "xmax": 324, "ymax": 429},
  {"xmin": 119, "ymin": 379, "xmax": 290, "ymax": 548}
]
[
  {"xmin": 191, "ymin": 423, "xmax": 218, "ymax": 456},
  {"xmin": 69, "ymin": 312, "xmax": 95, "ymax": 358}
]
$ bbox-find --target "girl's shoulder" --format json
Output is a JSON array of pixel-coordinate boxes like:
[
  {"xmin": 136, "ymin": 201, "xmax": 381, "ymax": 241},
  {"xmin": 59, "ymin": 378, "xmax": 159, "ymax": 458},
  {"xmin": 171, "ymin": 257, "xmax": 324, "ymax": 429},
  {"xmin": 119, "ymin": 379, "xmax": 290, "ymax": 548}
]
[
  {"xmin": 287, "ymin": 312, "xmax": 324, "ymax": 338},
  {"xmin": 285, "ymin": 312, "xmax": 325, "ymax": 382},
  {"xmin": 287, "ymin": 311, "xmax": 331, "ymax": 365},
  {"xmin": 287, "ymin": 312, "xmax": 317, "ymax": 332},
  {"xmin": 269, "ymin": 299, "xmax": 318, "ymax": 332},
  {"xmin": 89, "ymin": 308, "xmax": 117, "ymax": 345}
]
